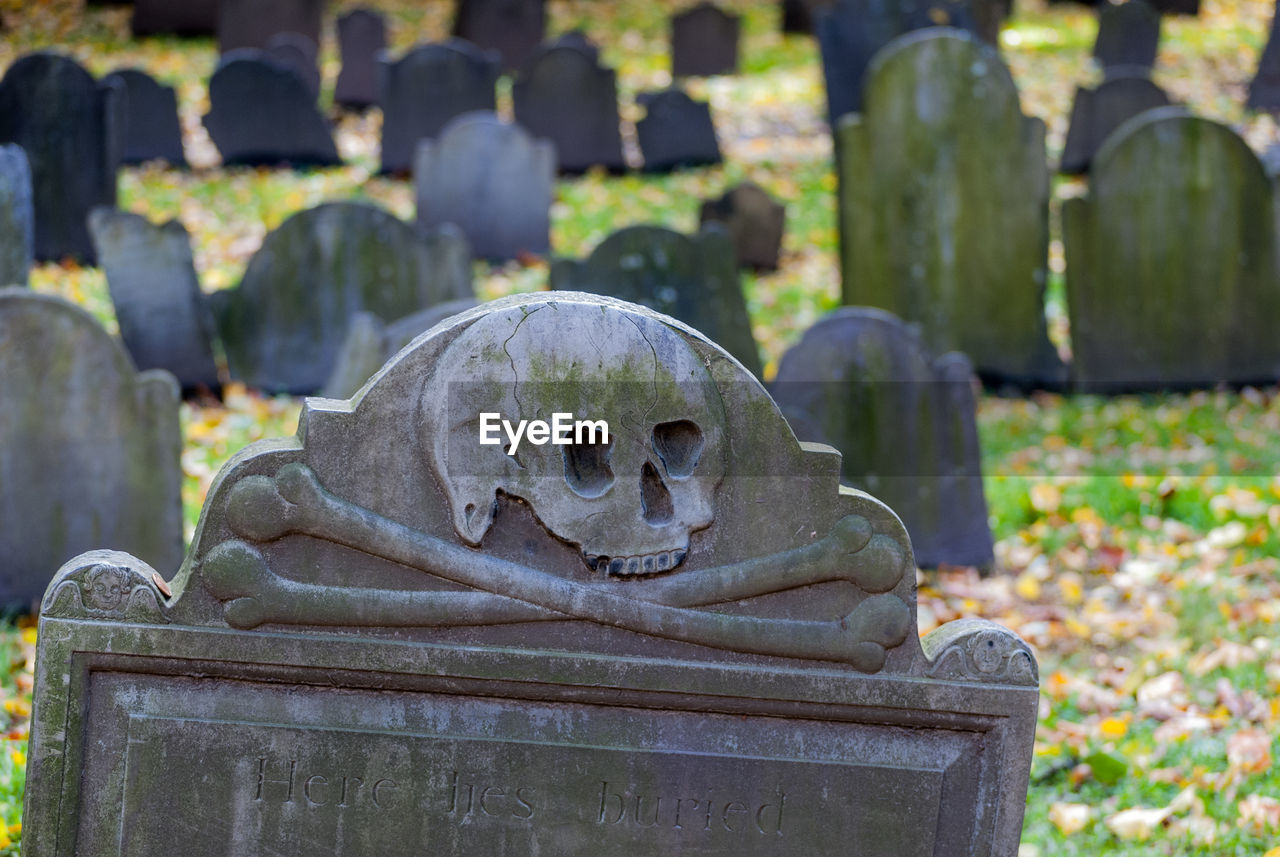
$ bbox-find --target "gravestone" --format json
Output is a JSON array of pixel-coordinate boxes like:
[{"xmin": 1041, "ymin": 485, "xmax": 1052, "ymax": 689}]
[
  {"xmin": 1248, "ymin": 0, "xmax": 1280, "ymax": 111},
  {"xmin": 0, "ymin": 145, "xmax": 33, "ymax": 287},
  {"xmin": 378, "ymin": 41, "xmax": 501, "ymax": 175},
  {"xmin": 414, "ymin": 112, "xmax": 554, "ymax": 262},
  {"xmin": 1053, "ymin": 0, "xmax": 1199, "ymax": 11},
  {"xmin": 265, "ymin": 32, "xmax": 321, "ymax": 100},
  {"xmin": 452, "ymin": 0, "xmax": 546, "ymax": 70},
  {"xmin": 782, "ymin": 0, "xmax": 833, "ymax": 33},
  {"xmin": 204, "ymin": 51, "xmax": 340, "ymax": 167},
  {"xmin": 1064, "ymin": 109, "xmax": 1280, "ymax": 390},
  {"xmin": 550, "ymin": 225, "xmax": 762, "ymax": 377},
  {"xmin": 635, "ymin": 88, "xmax": 722, "ymax": 173},
  {"xmin": 838, "ymin": 30, "xmax": 1063, "ymax": 388},
  {"xmin": 0, "ymin": 52, "xmax": 123, "ymax": 265},
  {"xmin": 699, "ymin": 182, "xmax": 786, "ymax": 271},
  {"xmin": 554, "ymin": 30, "xmax": 601, "ymax": 62},
  {"xmin": 335, "ymin": 8, "xmax": 387, "ymax": 109},
  {"xmin": 1092, "ymin": 0, "xmax": 1160, "ymax": 72},
  {"xmin": 217, "ymin": 0, "xmax": 324, "ymax": 53},
  {"xmin": 22, "ymin": 291, "xmax": 1038, "ymax": 857},
  {"xmin": 88, "ymin": 209, "xmax": 221, "ymax": 395},
  {"xmin": 209, "ymin": 201, "xmax": 473, "ymax": 394},
  {"xmin": 103, "ymin": 68, "xmax": 187, "ymax": 167},
  {"xmin": 513, "ymin": 45, "xmax": 626, "ymax": 173},
  {"xmin": 0, "ymin": 288, "xmax": 183, "ymax": 611},
  {"xmin": 671, "ymin": 2, "xmax": 740, "ymax": 77},
  {"xmin": 771, "ymin": 308, "xmax": 994, "ymax": 569},
  {"xmin": 1060, "ymin": 72, "xmax": 1170, "ymax": 173},
  {"xmin": 131, "ymin": 0, "xmax": 217, "ymax": 36}
]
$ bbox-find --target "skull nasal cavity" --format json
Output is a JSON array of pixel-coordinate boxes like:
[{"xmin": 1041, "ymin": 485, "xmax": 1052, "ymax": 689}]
[
  {"xmin": 563, "ymin": 441, "xmax": 614, "ymax": 498},
  {"xmin": 652, "ymin": 420, "xmax": 703, "ymax": 478},
  {"xmin": 641, "ymin": 462, "xmax": 674, "ymax": 525}
]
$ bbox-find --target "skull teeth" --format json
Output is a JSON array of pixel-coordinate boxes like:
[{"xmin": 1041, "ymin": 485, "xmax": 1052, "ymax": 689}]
[{"xmin": 587, "ymin": 549, "xmax": 688, "ymax": 576}]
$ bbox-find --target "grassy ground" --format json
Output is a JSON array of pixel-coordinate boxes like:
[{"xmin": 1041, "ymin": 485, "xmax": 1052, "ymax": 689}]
[{"xmin": 3, "ymin": 0, "xmax": 1280, "ymax": 853}]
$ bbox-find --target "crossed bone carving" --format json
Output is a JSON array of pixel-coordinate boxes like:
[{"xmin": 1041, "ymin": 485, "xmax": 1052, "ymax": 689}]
[{"xmin": 202, "ymin": 464, "xmax": 914, "ymax": 671}]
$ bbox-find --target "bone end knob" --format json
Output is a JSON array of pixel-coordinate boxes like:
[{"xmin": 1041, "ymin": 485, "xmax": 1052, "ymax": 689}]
[{"xmin": 226, "ymin": 474, "xmax": 300, "ymax": 542}]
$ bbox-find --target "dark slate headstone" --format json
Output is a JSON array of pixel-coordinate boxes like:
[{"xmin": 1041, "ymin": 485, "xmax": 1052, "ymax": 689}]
[
  {"xmin": 1060, "ymin": 72, "xmax": 1170, "ymax": 173},
  {"xmin": 217, "ymin": 0, "xmax": 324, "ymax": 53},
  {"xmin": 553, "ymin": 29, "xmax": 601, "ymax": 62},
  {"xmin": 203, "ymin": 51, "xmax": 340, "ymax": 168},
  {"xmin": 782, "ymin": 0, "xmax": 833, "ymax": 33},
  {"xmin": 22, "ymin": 291, "xmax": 1038, "ymax": 857},
  {"xmin": 550, "ymin": 225, "xmax": 761, "ymax": 376},
  {"xmin": 0, "ymin": 52, "xmax": 123, "ymax": 265},
  {"xmin": 671, "ymin": 2, "xmax": 740, "ymax": 77},
  {"xmin": 0, "ymin": 288, "xmax": 182, "ymax": 611},
  {"xmin": 1248, "ymin": 0, "xmax": 1280, "ymax": 112},
  {"xmin": 88, "ymin": 208, "xmax": 221, "ymax": 395},
  {"xmin": 452, "ymin": 0, "xmax": 546, "ymax": 71},
  {"xmin": 0, "ymin": 145, "xmax": 33, "ymax": 287},
  {"xmin": 131, "ymin": 0, "xmax": 217, "ymax": 37},
  {"xmin": 103, "ymin": 68, "xmax": 187, "ymax": 167},
  {"xmin": 1092, "ymin": 0, "xmax": 1160, "ymax": 73},
  {"xmin": 635, "ymin": 88, "xmax": 722, "ymax": 173},
  {"xmin": 414, "ymin": 112, "xmax": 554, "ymax": 262},
  {"xmin": 838, "ymin": 30, "xmax": 1064, "ymax": 388},
  {"xmin": 699, "ymin": 182, "xmax": 786, "ymax": 271},
  {"xmin": 513, "ymin": 45, "xmax": 626, "ymax": 174},
  {"xmin": 265, "ymin": 32, "xmax": 321, "ymax": 100},
  {"xmin": 771, "ymin": 307, "xmax": 994, "ymax": 569},
  {"xmin": 1064, "ymin": 109, "xmax": 1280, "ymax": 391},
  {"xmin": 378, "ymin": 41, "xmax": 501, "ymax": 175},
  {"xmin": 334, "ymin": 8, "xmax": 387, "ymax": 110},
  {"xmin": 208, "ymin": 201, "xmax": 473, "ymax": 394},
  {"xmin": 1058, "ymin": 0, "xmax": 1199, "ymax": 11}
]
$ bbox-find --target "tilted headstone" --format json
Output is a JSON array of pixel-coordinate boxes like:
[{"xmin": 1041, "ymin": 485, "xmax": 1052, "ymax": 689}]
[
  {"xmin": 217, "ymin": 0, "xmax": 324, "ymax": 53},
  {"xmin": 103, "ymin": 68, "xmax": 187, "ymax": 167},
  {"xmin": 1092, "ymin": 0, "xmax": 1160, "ymax": 72},
  {"xmin": 671, "ymin": 2, "xmax": 740, "ymax": 77},
  {"xmin": 771, "ymin": 307, "xmax": 994, "ymax": 569},
  {"xmin": 0, "ymin": 288, "xmax": 183, "ymax": 611},
  {"xmin": 414, "ymin": 112, "xmax": 554, "ymax": 262},
  {"xmin": 378, "ymin": 41, "xmax": 501, "ymax": 175},
  {"xmin": 209, "ymin": 201, "xmax": 473, "ymax": 394},
  {"xmin": 22, "ymin": 291, "xmax": 1038, "ymax": 857},
  {"xmin": 513, "ymin": 45, "xmax": 626, "ymax": 173},
  {"xmin": 0, "ymin": 52, "xmax": 123, "ymax": 265},
  {"xmin": 88, "ymin": 208, "xmax": 221, "ymax": 395},
  {"xmin": 838, "ymin": 30, "xmax": 1064, "ymax": 388},
  {"xmin": 131, "ymin": 0, "xmax": 217, "ymax": 37},
  {"xmin": 550, "ymin": 225, "xmax": 762, "ymax": 376},
  {"xmin": 452, "ymin": 0, "xmax": 546, "ymax": 70},
  {"xmin": 1064, "ymin": 109, "xmax": 1280, "ymax": 390},
  {"xmin": 1248, "ymin": 0, "xmax": 1280, "ymax": 112},
  {"xmin": 203, "ymin": 51, "xmax": 340, "ymax": 168},
  {"xmin": 265, "ymin": 32, "xmax": 321, "ymax": 100},
  {"xmin": 335, "ymin": 8, "xmax": 387, "ymax": 109},
  {"xmin": 699, "ymin": 182, "xmax": 786, "ymax": 271},
  {"xmin": 635, "ymin": 88, "xmax": 722, "ymax": 173},
  {"xmin": 0, "ymin": 145, "xmax": 33, "ymax": 287},
  {"xmin": 1060, "ymin": 72, "xmax": 1170, "ymax": 174}
]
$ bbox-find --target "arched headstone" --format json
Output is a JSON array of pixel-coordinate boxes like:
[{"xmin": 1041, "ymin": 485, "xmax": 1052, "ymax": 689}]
[
  {"xmin": 103, "ymin": 68, "xmax": 187, "ymax": 167},
  {"xmin": 635, "ymin": 88, "xmax": 722, "ymax": 173},
  {"xmin": 1092, "ymin": 0, "xmax": 1160, "ymax": 73},
  {"xmin": 699, "ymin": 182, "xmax": 786, "ymax": 271},
  {"xmin": 452, "ymin": 0, "xmax": 546, "ymax": 71},
  {"xmin": 335, "ymin": 8, "xmax": 387, "ymax": 109},
  {"xmin": 1059, "ymin": 72, "xmax": 1170, "ymax": 174},
  {"xmin": 265, "ymin": 32, "xmax": 321, "ymax": 101},
  {"xmin": 513, "ymin": 45, "xmax": 626, "ymax": 174},
  {"xmin": 217, "ymin": 0, "xmax": 323, "ymax": 53},
  {"xmin": 671, "ymin": 2, "xmax": 740, "ymax": 77}
]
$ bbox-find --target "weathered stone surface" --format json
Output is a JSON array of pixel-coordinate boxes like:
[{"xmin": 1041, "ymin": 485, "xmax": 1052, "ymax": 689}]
[
  {"xmin": 1064, "ymin": 109, "xmax": 1280, "ymax": 391},
  {"xmin": 217, "ymin": 0, "xmax": 324, "ymax": 53},
  {"xmin": 203, "ymin": 51, "xmax": 340, "ymax": 168},
  {"xmin": 414, "ymin": 112, "xmax": 554, "ymax": 262},
  {"xmin": 0, "ymin": 145, "xmax": 32, "ymax": 287},
  {"xmin": 1060, "ymin": 72, "xmax": 1170, "ymax": 173},
  {"xmin": 0, "ymin": 52, "xmax": 122, "ymax": 265},
  {"xmin": 0, "ymin": 288, "xmax": 182, "ymax": 610},
  {"xmin": 452, "ymin": 0, "xmax": 545, "ymax": 71},
  {"xmin": 550, "ymin": 225, "xmax": 761, "ymax": 376},
  {"xmin": 771, "ymin": 308, "xmax": 994, "ymax": 569},
  {"xmin": 209, "ymin": 201, "xmax": 473, "ymax": 394},
  {"xmin": 838, "ymin": 30, "xmax": 1063, "ymax": 388},
  {"xmin": 334, "ymin": 8, "xmax": 387, "ymax": 109},
  {"xmin": 88, "ymin": 208, "xmax": 221, "ymax": 394},
  {"xmin": 671, "ymin": 2, "xmax": 739, "ymax": 77},
  {"xmin": 378, "ymin": 41, "xmax": 500, "ymax": 175},
  {"xmin": 513, "ymin": 45, "xmax": 626, "ymax": 173},
  {"xmin": 635, "ymin": 88, "xmax": 722, "ymax": 173},
  {"xmin": 1092, "ymin": 0, "xmax": 1160, "ymax": 72},
  {"xmin": 699, "ymin": 182, "xmax": 786, "ymax": 271},
  {"xmin": 131, "ymin": 0, "xmax": 217, "ymax": 37},
  {"xmin": 1249, "ymin": 0, "xmax": 1280, "ymax": 111},
  {"xmin": 265, "ymin": 32, "xmax": 320, "ymax": 100},
  {"xmin": 103, "ymin": 68, "xmax": 187, "ymax": 167}
]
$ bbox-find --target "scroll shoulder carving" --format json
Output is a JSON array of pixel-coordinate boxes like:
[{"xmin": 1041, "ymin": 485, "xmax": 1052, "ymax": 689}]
[
  {"xmin": 42, "ymin": 550, "xmax": 171, "ymax": 624},
  {"xmin": 922, "ymin": 618, "xmax": 1038, "ymax": 686}
]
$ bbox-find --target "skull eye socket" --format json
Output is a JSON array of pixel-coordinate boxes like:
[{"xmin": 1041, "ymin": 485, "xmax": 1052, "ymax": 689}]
[
  {"xmin": 562, "ymin": 438, "xmax": 615, "ymax": 498},
  {"xmin": 652, "ymin": 420, "xmax": 703, "ymax": 479}
]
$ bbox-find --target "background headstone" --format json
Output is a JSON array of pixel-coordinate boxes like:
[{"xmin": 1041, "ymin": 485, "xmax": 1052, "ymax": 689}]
[
  {"xmin": 1064, "ymin": 109, "xmax": 1280, "ymax": 390},
  {"xmin": 838, "ymin": 30, "xmax": 1063, "ymax": 388},
  {"xmin": 103, "ymin": 68, "xmax": 187, "ymax": 167},
  {"xmin": 0, "ymin": 145, "xmax": 33, "ymax": 287},
  {"xmin": 772, "ymin": 307, "xmax": 995, "ymax": 569},
  {"xmin": 699, "ymin": 182, "xmax": 786, "ymax": 271},
  {"xmin": 550, "ymin": 225, "xmax": 762, "ymax": 376},
  {"xmin": 1060, "ymin": 72, "xmax": 1170, "ymax": 173},
  {"xmin": 0, "ymin": 288, "xmax": 183, "ymax": 610},
  {"xmin": 452, "ymin": 0, "xmax": 545, "ymax": 71},
  {"xmin": 635, "ymin": 88, "xmax": 722, "ymax": 172},
  {"xmin": 414, "ymin": 112, "xmax": 554, "ymax": 262},
  {"xmin": 131, "ymin": 0, "xmax": 217, "ymax": 37},
  {"xmin": 1093, "ymin": 0, "xmax": 1160, "ymax": 73},
  {"xmin": 782, "ymin": 0, "xmax": 833, "ymax": 33},
  {"xmin": 334, "ymin": 8, "xmax": 387, "ymax": 109},
  {"xmin": 671, "ymin": 2, "xmax": 739, "ymax": 77},
  {"xmin": 513, "ymin": 45, "xmax": 626, "ymax": 173},
  {"xmin": 265, "ymin": 32, "xmax": 321, "ymax": 100},
  {"xmin": 209, "ymin": 201, "xmax": 473, "ymax": 394},
  {"xmin": 88, "ymin": 208, "xmax": 221, "ymax": 395},
  {"xmin": 553, "ymin": 29, "xmax": 601, "ymax": 61},
  {"xmin": 1248, "ymin": 0, "xmax": 1280, "ymax": 111},
  {"xmin": 217, "ymin": 0, "xmax": 324, "ymax": 53}
]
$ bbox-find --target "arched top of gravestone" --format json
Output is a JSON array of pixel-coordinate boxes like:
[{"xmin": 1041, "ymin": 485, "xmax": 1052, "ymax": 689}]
[
  {"xmin": 265, "ymin": 32, "xmax": 320, "ymax": 99},
  {"xmin": 1091, "ymin": 106, "xmax": 1265, "ymax": 184},
  {"xmin": 102, "ymin": 67, "xmax": 188, "ymax": 167},
  {"xmin": 516, "ymin": 41, "xmax": 610, "ymax": 82},
  {"xmin": 863, "ymin": 27, "xmax": 1020, "ymax": 119},
  {"xmin": 551, "ymin": 29, "xmax": 601, "ymax": 62},
  {"xmin": 335, "ymin": 7, "xmax": 387, "ymax": 109},
  {"xmin": 699, "ymin": 181, "xmax": 786, "ymax": 270},
  {"xmin": 671, "ymin": 1, "xmax": 740, "ymax": 77}
]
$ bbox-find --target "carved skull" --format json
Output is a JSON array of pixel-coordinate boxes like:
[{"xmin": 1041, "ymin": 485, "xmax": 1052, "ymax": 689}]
[{"xmin": 421, "ymin": 300, "xmax": 726, "ymax": 575}]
